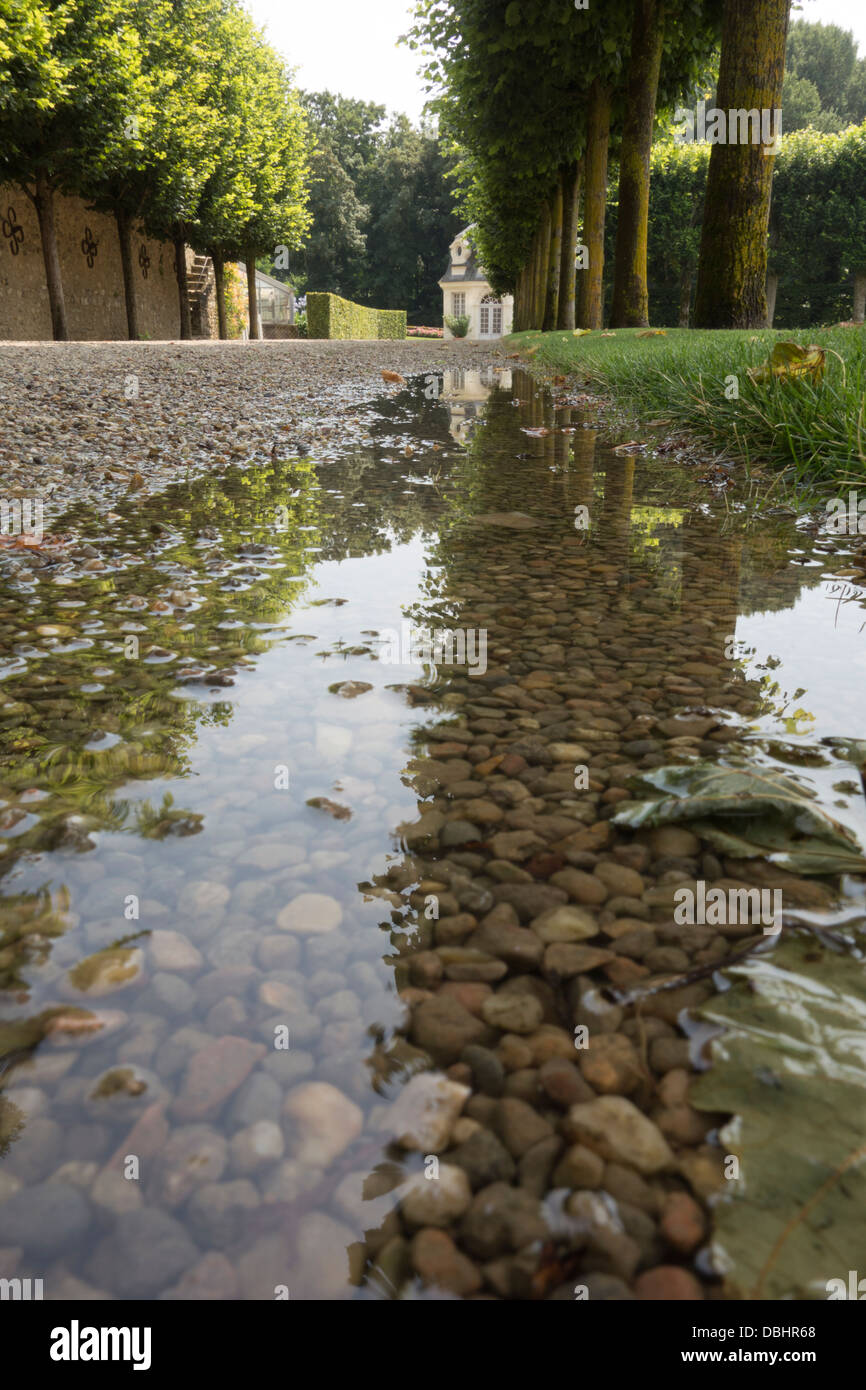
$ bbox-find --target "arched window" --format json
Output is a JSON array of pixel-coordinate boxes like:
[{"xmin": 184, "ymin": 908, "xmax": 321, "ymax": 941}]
[{"xmin": 479, "ymin": 293, "xmax": 502, "ymax": 337}]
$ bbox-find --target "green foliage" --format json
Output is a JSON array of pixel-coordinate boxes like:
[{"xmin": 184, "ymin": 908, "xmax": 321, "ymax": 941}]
[
  {"xmin": 306, "ymin": 292, "xmax": 406, "ymax": 340},
  {"xmin": 297, "ymin": 91, "xmax": 461, "ymax": 323},
  {"xmin": 0, "ymin": 0, "xmax": 149, "ymax": 195},
  {"xmin": 786, "ymin": 19, "xmax": 858, "ymax": 116},
  {"xmin": 444, "ymin": 313, "xmax": 469, "ymax": 337},
  {"xmin": 505, "ymin": 324, "xmax": 866, "ymax": 483}
]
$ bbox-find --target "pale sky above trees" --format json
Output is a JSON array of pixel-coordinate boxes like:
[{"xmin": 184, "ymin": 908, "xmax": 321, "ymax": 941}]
[{"xmin": 247, "ymin": 0, "xmax": 866, "ymax": 122}]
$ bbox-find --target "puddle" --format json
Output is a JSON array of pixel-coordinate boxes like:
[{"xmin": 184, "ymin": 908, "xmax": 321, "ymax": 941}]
[{"xmin": 0, "ymin": 366, "xmax": 864, "ymax": 1300}]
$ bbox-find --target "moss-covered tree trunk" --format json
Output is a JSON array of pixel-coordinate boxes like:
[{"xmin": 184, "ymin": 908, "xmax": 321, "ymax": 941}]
[
  {"xmin": 513, "ymin": 265, "xmax": 526, "ymax": 332},
  {"xmin": 212, "ymin": 252, "xmax": 228, "ymax": 340},
  {"xmin": 245, "ymin": 253, "xmax": 261, "ymax": 339},
  {"xmin": 535, "ymin": 204, "xmax": 551, "ymax": 328},
  {"xmin": 30, "ymin": 174, "xmax": 68, "ymax": 341},
  {"xmin": 611, "ymin": 0, "xmax": 665, "ymax": 327},
  {"xmin": 558, "ymin": 160, "xmax": 582, "ymax": 330},
  {"xmin": 524, "ymin": 235, "xmax": 536, "ymax": 332},
  {"xmin": 853, "ymin": 272, "xmax": 866, "ymax": 323},
  {"xmin": 174, "ymin": 230, "xmax": 191, "ymax": 340},
  {"xmin": 693, "ymin": 0, "xmax": 790, "ymax": 328},
  {"xmin": 116, "ymin": 210, "xmax": 140, "ymax": 341},
  {"xmin": 577, "ymin": 81, "xmax": 611, "ymax": 330},
  {"xmin": 544, "ymin": 182, "xmax": 563, "ymax": 331}
]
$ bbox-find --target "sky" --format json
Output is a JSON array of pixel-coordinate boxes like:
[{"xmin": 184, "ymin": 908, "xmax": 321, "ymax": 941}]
[
  {"xmin": 246, "ymin": 0, "xmax": 866, "ymax": 124},
  {"xmin": 246, "ymin": 0, "xmax": 430, "ymax": 121}
]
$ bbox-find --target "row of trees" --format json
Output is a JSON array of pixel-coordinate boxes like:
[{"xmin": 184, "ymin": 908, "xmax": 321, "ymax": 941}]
[
  {"xmin": 289, "ymin": 92, "xmax": 461, "ymax": 324},
  {"xmin": 632, "ymin": 125, "xmax": 866, "ymax": 327},
  {"xmin": 409, "ymin": 0, "xmax": 800, "ymax": 330},
  {"xmin": 0, "ymin": 0, "xmax": 310, "ymax": 341}
]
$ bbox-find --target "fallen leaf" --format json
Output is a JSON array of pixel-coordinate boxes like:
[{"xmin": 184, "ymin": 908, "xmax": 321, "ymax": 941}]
[
  {"xmin": 613, "ymin": 760, "xmax": 866, "ymax": 875},
  {"xmin": 381, "ymin": 370, "xmax": 406, "ymax": 385},
  {"xmin": 638, "ymin": 329, "xmax": 667, "ymax": 337},
  {"xmin": 747, "ymin": 341, "xmax": 826, "ymax": 385}
]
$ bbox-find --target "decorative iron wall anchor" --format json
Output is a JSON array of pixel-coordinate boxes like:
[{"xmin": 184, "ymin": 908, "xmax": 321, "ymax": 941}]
[
  {"xmin": 81, "ymin": 227, "xmax": 98, "ymax": 268},
  {"xmin": 138, "ymin": 244, "xmax": 150, "ymax": 279},
  {"xmin": 2, "ymin": 208, "xmax": 24, "ymax": 256}
]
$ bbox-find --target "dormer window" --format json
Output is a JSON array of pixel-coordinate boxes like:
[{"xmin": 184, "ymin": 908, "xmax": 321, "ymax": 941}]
[{"xmin": 456, "ymin": 245, "xmax": 463, "ymax": 258}]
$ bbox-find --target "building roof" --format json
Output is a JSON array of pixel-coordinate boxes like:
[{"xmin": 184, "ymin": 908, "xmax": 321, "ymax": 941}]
[
  {"xmin": 439, "ymin": 250, "xmax": 489, "ymax": 285},
  {"xmin": 254, "ymin": 269, "xmax": 295, "ymax": 294}
]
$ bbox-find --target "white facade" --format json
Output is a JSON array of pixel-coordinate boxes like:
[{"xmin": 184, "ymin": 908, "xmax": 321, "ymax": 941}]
[{"xmin": 439, "ymin": 228, "xmax": 514, "ymax": 341}]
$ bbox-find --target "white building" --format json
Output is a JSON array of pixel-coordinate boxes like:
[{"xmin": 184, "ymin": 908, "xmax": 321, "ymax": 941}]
[{"xmin": 439, "ymin": 227, "xmax": 513, "ymax": 341}]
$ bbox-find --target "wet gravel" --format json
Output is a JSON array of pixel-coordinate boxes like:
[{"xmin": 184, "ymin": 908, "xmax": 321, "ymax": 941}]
[{"xmin": 0, "ymin": 340, "xmax": 502, "ymax": 526}]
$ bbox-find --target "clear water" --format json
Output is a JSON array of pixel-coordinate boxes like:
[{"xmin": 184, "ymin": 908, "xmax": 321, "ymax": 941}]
[{"xmin": 0, "ymin": 366, "xmax": 864, "ymax": 1300}]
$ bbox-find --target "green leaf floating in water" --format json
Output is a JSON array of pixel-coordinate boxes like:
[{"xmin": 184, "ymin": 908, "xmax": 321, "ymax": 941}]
[
  {"xmin": 691, "ymin": 933, "xmax": 866, "ymax": 1299},
  {"xmin": 613, "ymin": 761, "xmax": 866, "ymax": 876}
]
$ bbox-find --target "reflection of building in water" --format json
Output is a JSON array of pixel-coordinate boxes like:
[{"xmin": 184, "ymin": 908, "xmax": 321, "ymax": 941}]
[{"xmin": 440, "ymin": 367, "xmax": 513, "ymax": 444}]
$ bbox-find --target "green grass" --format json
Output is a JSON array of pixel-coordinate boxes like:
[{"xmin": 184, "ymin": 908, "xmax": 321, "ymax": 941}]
[{"xmin": 504, "ymin": 325, "xmax": 866, "ymax": 487}]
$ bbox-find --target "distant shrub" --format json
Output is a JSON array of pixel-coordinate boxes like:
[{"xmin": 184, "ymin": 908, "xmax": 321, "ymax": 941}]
[
  {"xmin": 306, "ymin": 292, "xmax": 407, "ymax": 339},
  {"xmin": 445, "ymin": 313, "xmax": 470, "ymax": 338}
]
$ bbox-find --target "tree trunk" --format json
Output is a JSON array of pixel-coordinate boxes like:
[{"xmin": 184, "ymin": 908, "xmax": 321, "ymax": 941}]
[
  {"xmin": 31, "ymin": 174, "xmax": 68, "ymax": 341},
  {"xmin": 245, "ymin": 253, "xmax": 261, "ymax": 339},
  {"xmin": 611, "ymin": 0, "xmax": 665, "ymax": 327},
  {"xmin": 853, "ymin": 272, "xmax": 866, "ymax": 323},
  {"xmin": 678, "ymin": 267, "xmax": 692, "ymax": 327},
  {"xmin": 212, "ymin": 253, "xmax": 228, "ymax": 340},
  {"xmin": 535, "ymin": 204, "xmax": 551, "ymax": 328},
  {"xmin": 577, "ymin": 80, "xmax": 611, "ymax": 330},
  {"xmin": 693, "ymin": 0, "xmax": 790, "ymax": 329},
  {"xmin": 766, "ymin": 271, "xmax": 778, "ymax": 326},
  {"xmin": 116, "ymin": 209, "xmax": 140, "ymax": 340},
  {"xmin": 174, "ymin": 230, "xmax": 191, "ymax": 340},
  {"xmin": 544, "ymin": 182, "xmax": 564, "ymax": 331},
  {"xmin": 558, "ymin": 161, "xmax": 582, "ymax": 330},
  {"xmin": 513, "ymin": 266, "xmax": 525, "ymax": 332}
]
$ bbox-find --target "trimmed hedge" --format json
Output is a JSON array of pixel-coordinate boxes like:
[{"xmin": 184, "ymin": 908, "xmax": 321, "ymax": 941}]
[{"xmin": 306, "ymin": 292, "xmax": 407, "ymax": 340}]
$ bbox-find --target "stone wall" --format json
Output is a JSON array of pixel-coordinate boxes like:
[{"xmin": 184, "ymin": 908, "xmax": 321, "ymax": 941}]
[
  {"xmin": 263, "ymin": 323, "xmax": 300, "ymax": 339},
  {"xmin": 0, "ymin": 187, "xmax": 195, "ymax": 341}
]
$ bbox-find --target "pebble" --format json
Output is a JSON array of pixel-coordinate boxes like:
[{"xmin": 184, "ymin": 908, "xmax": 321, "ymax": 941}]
[
  {"xmin": 0, "ymin": 1181, "xmax": 91, "ymax": 1255},
  {"xmin": 578, "ymin": 1035, "xmax": 644, "ymax": 1095},
  {"xmin": 565, "ymin": 1097, "xmax": 676, "ymax": 1175},
  {"xmin": 86, "ymin": 1207, "xmax": 199, "ymax": 1298},
  {"xmin": 493, "ymin": 1098, "xmax": 555, "ymax": 1158},
  {"xmin": 384, "ymin": 1073, "xmax": 470, "ymax": 1152},
  {"xmin": 283, "ymin": 1082, "xmax": 363, "ymax": 1166},
  {"xmin": 530, "ymin": 905, "xmax": 599, "ymax": 943},
  {"xmin": 148, "ymin": 930, "xmax": 203, "ymax": 973},
  {"xmin": 276, "ymin": 892, "xmax": 343, "ymax": 934},
  {"xmin": 411, "ymin": 1228, "xmax": 482, "ymax": 1296},
  {"xmin": 410, "ymin": 995, "xmax": 491, "ymax": 1065},
  {"xmin": 229, "ymin": 1120, "xmax": 285, "ymax": 1174},
  {"xmin": 634, "ymin": 1266, "xmax": 705, "ymax": 1300},
  {"xmin": 481, "ymin": 992, "xmax": 544, "ymax": 1035},
  {"xmin": 173, "ymin": 1036, "xmax": 266, "ymax": 1120},
  {"xmin": 399, "ymin": 1164, "xmax": 472, "ymax": 1228}
]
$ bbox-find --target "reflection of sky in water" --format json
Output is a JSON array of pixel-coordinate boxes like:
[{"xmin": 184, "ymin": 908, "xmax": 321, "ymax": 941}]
[{"xmin": 737, "ymin": 581, "xmax": 866, "ymax": 736}]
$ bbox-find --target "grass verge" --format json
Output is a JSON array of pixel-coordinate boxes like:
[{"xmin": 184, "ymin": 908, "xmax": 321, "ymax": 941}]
[{"xmin": 503, "ymin": 326, "xmax": 866, "ymax": 487}]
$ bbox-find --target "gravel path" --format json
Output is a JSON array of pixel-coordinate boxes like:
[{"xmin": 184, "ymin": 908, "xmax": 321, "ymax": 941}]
[{"xmin": 0, "ymin": 339, "xmax": 503, "ymax": 525}]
